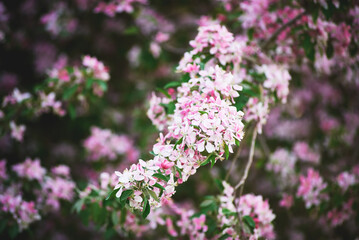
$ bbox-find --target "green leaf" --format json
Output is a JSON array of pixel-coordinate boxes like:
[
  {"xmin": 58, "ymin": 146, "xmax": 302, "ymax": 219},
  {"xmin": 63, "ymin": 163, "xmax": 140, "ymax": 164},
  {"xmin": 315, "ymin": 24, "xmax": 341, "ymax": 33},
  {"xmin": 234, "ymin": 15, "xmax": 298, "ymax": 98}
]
[
  {"xmin": 72, "ymin": 198, "xmax": 85, "ymax": 213},
  {"xmin": 148, "ymin": 189, "xmax": 160, "ymax": 202},
  {"xmin": 86, "ymin": 78, "xmax": 95, "ymax": 89},
  {"xmin": 95, "ymin": 80, "xmax": 108, "ymax": 92},
  {"xmin": 124, "ymin": 26, "xmax": 138, "ymax": 35},
  {"xmin": 120, "ymin": 189, "xmax": 134, "ymax": 203},
  {"xmin": 201, "ymin": 154, "xmax": 212, "ymax": 166},
  {"xmin": 219, "ymin": 234, "xmax": 231, "ymax": 240},
  {"xmin": 91, "ymin": 202, "xmax": 107, "ymax": 225},
  {"xmin": 200, "ymin": 199, "xmax": 214, "ymax": 208},
  {"xmin": 9, "ymin": 224, "xmax": 18, "ymax": 239},
  {"xmin": 105, "ymin": 189, "xmax": 119, "ymax": 201},
  {"xmin": 111, "ymin": 211, "xmax": 119, "ymax": 226},
  {"xmin": 235, "ymin": 137, "xmax": 240, "ymax": 147},
  {"xmin": 300, "ymin": 33, "xmax": 315, "ymax": 62},
  {"xmin": 174, "ymin": 137, "xmax": 183, "ymax": 149},
  {"xmin": 120, "ymin": 207, "xmax": 127, "ymax": 224},
  {"xmin": 63, "ymin": 84, "xmax": 78, "ymax": 100},
  {"xmin": 214, "ymin": 178, "xmax": 224, "ymax": 191},
  {"xmin": 310, "ymin": 4, "xmax": 320, "ymax": 23},
  {"xmin": 156, "ymin": 88, "xmax": 171, "ymax": 98},
  {"xmin": 0, "ymin": 220, "xmax": 6, "ymax": 233},
  {"xmin": 247, "ymin": 28, "xmax": 254, "ymax": 41},
  {"xmin": 164, "ymin": 81, "xmax": 182, "ymax": 89},
  {"xmin": 326, "ymin": 38, "xmax": 334, "ymax": 59},
  {"xmin": 160, "ymin": 101, "xmax": 176, "ymax": 114},
  {"xmin": 224, "ymin": 144, "xmax": 229, "ymax": 160},
  {"xmin": 142, "ymin": 197, "xmax": 150, "ymax": 219},
  {"xmin": 175, "ymin": 166, "xmax": 182, "ymax": 179},
  {"xmin": 199, "ymin": 110, "xmax": 208, "ymax": 115},
  {"xmin": 210, "ymin": 154, "xmax": 216, "ymax": 168},
  {"xmin": 243, "ymin": 215, "xmax": 256, "ymax": 234},
  {"xmin": 180, "ymin": 73, "xmax": 190, "ymax": 82},
  {"xmin": 153, "ymin": 183, "xmax": 166, "ymax": 191},
  {"xmin": 222, "ymin": 208, "xmax": 237, "ymax": 217},
  {"xmin": 68, "ymin": 104, "xmax": 76, "ymax": 119},
  {"xmin": 153, "ymin": 173, "xmax": 169, "ymax": 182}
]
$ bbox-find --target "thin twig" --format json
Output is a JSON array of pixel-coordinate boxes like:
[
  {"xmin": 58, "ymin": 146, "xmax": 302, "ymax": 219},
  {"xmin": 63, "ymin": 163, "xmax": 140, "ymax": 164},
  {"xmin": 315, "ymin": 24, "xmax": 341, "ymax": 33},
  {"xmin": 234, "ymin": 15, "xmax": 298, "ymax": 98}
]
[
  {"xmin": 261, "ymin": 11, "xmax": 306, "ymax": 50},
  {"xmin": 162, "ymin": 43, "xmax": 187, "ymax": 55},
  {"xmin": 235, "ymin": 126, "xmax": 258, "ymax": 191},
  {"xmin": 259, "ymin": 134, "xmax": 270, "ymax": 158},
  {"xmin": 225, "ymin": 146, "xmax": 242, "ymax": 181}
]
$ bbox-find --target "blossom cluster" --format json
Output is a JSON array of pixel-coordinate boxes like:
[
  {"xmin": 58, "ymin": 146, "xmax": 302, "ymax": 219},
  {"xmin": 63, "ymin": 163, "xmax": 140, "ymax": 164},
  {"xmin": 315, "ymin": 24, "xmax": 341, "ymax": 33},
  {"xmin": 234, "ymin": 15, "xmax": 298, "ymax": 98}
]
[
  {"xmin": 114, "ymin": 62, "xmax": 245, "ymax": 213},
  {"xmin": 296, "ymin": 168, "xmax": 328, "ymax": 208},
  {"xmin": 48, "ymin": 55, "xmax": 109, "ymax": 97},
  {"xmin": 176, "ymin": 24, "xmax": 248, "ymax": 75},
  {"xmin": 266, "ymin": 148, "xmax": 297, "ymax": 188},
  {"xmin": 0, "ymin": 55, "xmax": 110, "ymax": 142},
  {"xmin": 95, "ymin": 0, "xmax": 147, "ymax": 17},
  {"xmin": 77, "ymin": 171, "xmax": 209, "ymax": 239},
  {"xmin": 84, "ymin": 127, "xmax": 139, "ymax": 162},
  {"xmin": 217, "ymin": 181, "xmax": 276, "ymax": 240},
  {"xmin": 0, "ymin": 158, "xmax": 75, "ymax": 232}
]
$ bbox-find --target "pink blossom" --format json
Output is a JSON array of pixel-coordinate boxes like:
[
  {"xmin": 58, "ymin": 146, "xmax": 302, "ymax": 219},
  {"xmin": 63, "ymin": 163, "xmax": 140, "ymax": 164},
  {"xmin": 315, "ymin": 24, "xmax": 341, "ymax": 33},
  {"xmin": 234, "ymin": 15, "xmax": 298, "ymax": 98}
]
[
  {"xmin": 43, "ymin": 177, "xmax": 75, "ymax": 202},
  {"xmin": 0, "ymin": 192, "xmax": 41, "ymax": 231},
  {"xmin": 279, "ymin": 194, "xmax": 293, "ymax": 209},
  {"xmin": 3, "ymin": 88, "xmax": 31, "ymax": 107},
  {"xmin": 166, "ymin": 218, "xmax": 178, "ymax": 237},
  {"xmin": 258, "ymin": 64, "xmax": 291, "ymax": 103},
  {"xmin": 51, "ymin": 165, "xmax": 70, "ymax": 177},
  {"xmin": 0, "ymin": 159, "xmax": 7, "ymax": 181},
  {"xmin": 293, "ymin": 141, "xmax": 320, "ymax": 164},
  {"xmin": 9, "ymin": 121, "xmax": 26, "ymax": 142},
  {"xmin": 94, "ymin": 0, "xmax": 147, "ymax": 16},
  {"xmin": 244, "ymin": 97, "xmax": 269, "ymax": 134},
  {"xmin": 266, "ymin": 148, "xmax": 297, "ymax": 188},
  {"xmin": 326, "ymin": 199, "xmax": 354, "ymax": 227},
  {"xmin": 150, "ymin": 41, "xmax": 161, "ymax": 58},
  {"xmin": 82, "ymin": 55, "xmax": 110, "ymax": 81},
  {"xmin": 12, "ymin": 158, "xmax": 46, "ymax": 182},
  {"xmin": 236, "ymin": 193, "xmax": 276, "ymax": 239},
  {"xmin": 155, "ymin": 32, "xmax": 169, "ymax": 43},
  {"xmin": 337, "ymin": 171, "xmax": 357, "ymax": 191},
  {"xmin": 296, "ymin": 168, "xmax": 328, "ymax": 208},
  {"xmin": 84, "ymin": 127, "xmax": 138, "ymax": 161}
]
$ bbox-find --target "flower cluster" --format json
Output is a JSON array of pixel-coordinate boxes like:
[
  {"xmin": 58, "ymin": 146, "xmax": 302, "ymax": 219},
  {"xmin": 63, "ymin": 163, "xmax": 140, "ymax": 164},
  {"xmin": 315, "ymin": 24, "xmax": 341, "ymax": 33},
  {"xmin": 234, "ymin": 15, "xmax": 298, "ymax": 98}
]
[
  {"xmin": 293, "ymin": 141, "xmax": 320, "ymax": 164},
  {"xmin": 147, "ymin": 92, "xmax": 173, "ymax": 131},
  {"xmin": 0, "ymin": 193, "xmax": 41, "ymax": 231},
  {"xmin": 266, "ymin": 148, "xmax": 297, "ymax": 188},
  {"xmin": 94, "ymin": 0, "xmax": 147, "ymax": 17},
  {"xmin": 0, "ymin": 159, "xmax": 75, "ymax": 232},
  {"xmin": 48, "ymin": 55, "xmax": 109, "ymax": 97},
  {"xmin": 12, "ymin": 158, "xmax": 46, "ymax": 181},
  {"xmin": 296, "ymin": 168, "xmax": 328, "ymax": 208},
  {"xmin": 236, "ymin": 194, "xmax": 276, "ymax": 239},
  {"xmin": 114, "ymin": 64, "xmax": 245, "ymax": 212},
  {"xmin": 217, "ymin": 181, "xmax": 239, "ymax": 239},
  {"xmin": 216, "ymin": 181, "xmax": 276, "ymax": 240},
  {"xmin": 40, "ymin": 2, "xmax": 78, "ymax": 37},
  {"xmin": 177, "ymin": 24, "xmax": 248, "ymax": 75},
  {"xmin": 244, "ymin": 97, "xmax": 269, "ymax": 134},
  {"xmin": 0, "ymin": 55, "xmax": 110, "ymax": 143},
  {"xmin": 84, "ymin": 127, "xmax": 139, "ymax": 162}
]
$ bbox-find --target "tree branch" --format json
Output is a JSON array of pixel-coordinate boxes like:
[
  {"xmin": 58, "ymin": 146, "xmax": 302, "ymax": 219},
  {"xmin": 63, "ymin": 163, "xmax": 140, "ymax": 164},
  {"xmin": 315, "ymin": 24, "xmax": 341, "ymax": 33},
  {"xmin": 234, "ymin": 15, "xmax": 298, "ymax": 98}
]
[
  {"xmin": 261, "ymin": 11, "xmax": 306, "ymax": 50},
  {"xmin": 225, "ymin": 145, "xmax": 242, "ymax": 181},
  {"xmin": 235, "ymin": 126, "xmax": 258, "ymax": 191}
]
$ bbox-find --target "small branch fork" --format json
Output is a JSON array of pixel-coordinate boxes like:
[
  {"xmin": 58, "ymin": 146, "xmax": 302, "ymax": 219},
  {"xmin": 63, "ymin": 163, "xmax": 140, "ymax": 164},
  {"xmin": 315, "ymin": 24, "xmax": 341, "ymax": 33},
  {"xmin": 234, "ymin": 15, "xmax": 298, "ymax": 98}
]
[
  {"xmin": 235, "ymin": 126, "xmax": 258, "ymax": 192},
  {"xmin": 261, "ymin": 11, "xmax": 306, "ymax": 50}
]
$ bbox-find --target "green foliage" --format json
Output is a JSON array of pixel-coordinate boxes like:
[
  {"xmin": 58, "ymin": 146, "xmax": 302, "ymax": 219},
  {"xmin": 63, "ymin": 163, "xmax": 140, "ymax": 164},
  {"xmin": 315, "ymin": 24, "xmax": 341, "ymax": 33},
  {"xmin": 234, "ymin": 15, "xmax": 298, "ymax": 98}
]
[{"xmin": 243, "ymin": 215, "xmax": 256, "ymax": 234}]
